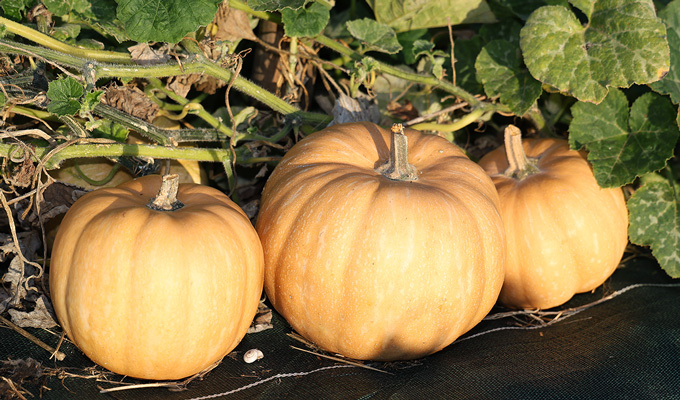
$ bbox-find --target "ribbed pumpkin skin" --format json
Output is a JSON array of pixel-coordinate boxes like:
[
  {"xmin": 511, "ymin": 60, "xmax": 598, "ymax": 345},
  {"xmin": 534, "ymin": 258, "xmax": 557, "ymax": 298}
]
[
  {"xmin": 50, "ymin": 175, "xmax": 264, "ymax": 380},
  {"xmin": 478, "ymin": 138, "xmax": 628, "ymax": 310},
  {"xmin": 255, "ymin": 122, "xmax": 505, "ymax": 361}
]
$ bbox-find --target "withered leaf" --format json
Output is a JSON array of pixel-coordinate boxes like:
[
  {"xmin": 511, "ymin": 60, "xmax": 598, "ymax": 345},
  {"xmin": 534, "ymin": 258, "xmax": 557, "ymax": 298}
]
[
  {"xmin": 128, "ymin": 43, "xmax": 171, "ymax": 65},
  {"xmin": 213, "ymin": 3, "xmax": 257, "ymax": 42},
  {"xmin": 8, "ymin": 295, "xmax": 57, "ymax": 329},
  {"xmin": 102, "ymin": 85, "xmax": 159, "ymax": 122}
]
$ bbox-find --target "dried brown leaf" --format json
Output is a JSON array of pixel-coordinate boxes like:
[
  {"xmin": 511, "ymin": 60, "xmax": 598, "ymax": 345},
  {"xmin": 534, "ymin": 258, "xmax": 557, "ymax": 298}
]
[
  {"xmin": 102, "ymin": 85, "xmax": 159, "ymax": 122},
  {"xmin": 387, "ymin": 100, "xmax": 419, "ymax": 121},
  {"xmin": 128, "ymin": 43, "xmax": 171, "ymax": 65},
  {"xmin": 329, "ymin": 93, "xmax": 381, "ymax": 126},
  {"xmin": 247, "ymin": 298, "xmax": 273, "ymax": 333},
  {"xmin": 213, "ymin": 3, "xmax": 257, "ymax": 42},
  {"xmin": 7, "ymin": 295, "xmax": 57, "ymax": 329},
  {"xmin": 35, "ymin": 181, "xmax": 88, "ymax": 224}
]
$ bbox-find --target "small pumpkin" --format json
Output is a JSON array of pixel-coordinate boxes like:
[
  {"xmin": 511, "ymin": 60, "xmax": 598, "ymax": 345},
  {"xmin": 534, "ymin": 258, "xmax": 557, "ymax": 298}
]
[
  {"xmin": 256, "ymin": 122, "xmax": 505, "ymax": 361},
  {"xmin": 478, "ymin": 125, "xmax": 629, "ymax": 310},
  {"xmin": 49, "ymin": 174, "xmax": 264, "ymax": 380}
]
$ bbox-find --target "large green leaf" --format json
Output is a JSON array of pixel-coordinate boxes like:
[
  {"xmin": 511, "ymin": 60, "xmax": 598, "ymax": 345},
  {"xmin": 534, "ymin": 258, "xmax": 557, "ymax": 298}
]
[
  {"xmin": 520, "ymin": 1, "xmax": 670, "ymax": 103},
  {"xmin": 569, "ymin": 89, "xmax": 679, "ymax": 187},
  {"xmin": 491, "ymin": 0, "xmax": 569, "ymax": 20},
  {"xmin": 0, "ymin": 0, "xmax": 34, "ymax": 20},
  {"xmin": 475, "ymin": 39, "xmax": 542, "ymax": 116},
  {"xmin": 281, "ymin": 2, "xmax": 330, "ymax": 38},
  {"xmin": 454, "ymin": 36, "xmax": 484, "ymax": 94},
  {"xmin": 116, "ymin": 0, "xmax": 222, "ymax": 43},
  {"xmin": 628, "ymin": 179, "xmax": 680, "ymax": 277},
  {"xmin": 650, "ymin": 0, "xmax": 680, "ymax": 103},
  {"xmin": 366, "ymin": 0, "xmax": 496, "ymax": 33},
  {"xmin": 247, "ymin": 0, "xmax": 306, "ymax": 12},
  {"xmin": 346, "ymin": 18, "xmax": 402, "ymax": 54}
]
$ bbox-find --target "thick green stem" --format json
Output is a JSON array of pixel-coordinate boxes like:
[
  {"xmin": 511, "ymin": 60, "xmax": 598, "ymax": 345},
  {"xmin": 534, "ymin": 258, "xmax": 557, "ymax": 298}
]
[
  {"xmin": 93, "ymin": 103, "xmax": 228, "ymax": 143},
  {"xmin": 1, "ymin": 142, "xmax": 234, "ymax": 170},
  {"xmin": 0, "ymin": 38, "xmax": 331, "ymax": 126},
  {"xmin": 0, "ymin": 16, "xmax": 131, "ymax": 64},
  {"xmin": 409, "ymin": 108, "xmax": 487, "ymax": 132}
]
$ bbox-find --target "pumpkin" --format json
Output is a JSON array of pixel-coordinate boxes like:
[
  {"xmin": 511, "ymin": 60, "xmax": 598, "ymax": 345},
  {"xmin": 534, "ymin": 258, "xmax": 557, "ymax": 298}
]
[
  {"xmin": 477, "ymin": 125, "xmax": 629, "ymax": 310},
  {"xmin": 255, "ymin": 122, "xmax": 505, "ymax": 361},
  {"xmin": 49, "ymin": 174, "xmax": 264, "ymax": 380}
]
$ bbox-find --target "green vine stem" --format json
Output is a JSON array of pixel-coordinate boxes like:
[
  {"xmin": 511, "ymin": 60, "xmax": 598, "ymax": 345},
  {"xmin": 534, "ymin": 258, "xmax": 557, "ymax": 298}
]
[
  {"xmin": 0, "ymin": 38, "xmax": 331, "ymax": 127},
  {"xmin": 408, "ymin": 108, "xmax": 487, "ymax": 132},
  {"xmin": 144, "ymin": 78, "xmax": 235, "ymax": 140},
  {"xmin": 92, "ymin": 103, "xmax": 229, "ymax": 144},
  {"xmin": 74, "ymin": 162, "xmax": 121, "ymax": 186},
  {"xmin": 0, "ymin": 16, "xmax": 132, "ymax": 64},
  {"xmin": 1, "ymin": 142, "xmax": 234, "ymax": 171}
]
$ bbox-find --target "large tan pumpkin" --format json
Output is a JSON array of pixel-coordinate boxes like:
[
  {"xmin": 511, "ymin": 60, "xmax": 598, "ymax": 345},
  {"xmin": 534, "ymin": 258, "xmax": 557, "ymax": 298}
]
[
  {"xmin": 49, "ymin": 175, "xmax": 264, "ymax": 380},
  {"xmin": 255, "ymin": 122, "xmax": 505, "ymax": 361},
  {"xmin": 478, "ymin": 125, "xmax": 629, "ymax": 310}
]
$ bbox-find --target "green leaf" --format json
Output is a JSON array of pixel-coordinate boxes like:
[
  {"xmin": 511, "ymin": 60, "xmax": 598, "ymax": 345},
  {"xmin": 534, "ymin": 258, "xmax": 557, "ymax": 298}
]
[
  {"xmin": 396, "ymin": 29, "xmax": 428, "ymax": 65},
  {"xmin": 479, "ymin": 19, "xmax": 523, "ymax": 46},
  {"xmin": 0, "ymin": 0, "xmax": 35, "ymax": 20},
  {"xmin": 46, "ymin": 77, "xmax": 84, "ymax": 116},
  {"xmin": 628, "ymin": 179, "xmax": 680, "ymax": 277},
  {"xmin": 475, "ymin": 40, "xmax": 542, "ymax": 116},
  {"xmin": 51, "ymin": 24, "xmax": 81, "ymax": 43},
  {"xmin": 81, "ymin": 90, "xmax": 104, "ymax": 114},
  {"xmin": 569, "ymin": 89, "xmax": 679, "ymax": 187},
  {"xmin": 92, "ymin": 120, "xmax": 129, "ymax": 142},
  {"xmin": 454, "ymin": 36, "xmax": 485, "ymax": 94},
  {"xmin": 491, "ymin": 0, "xmax": 569, "ymax": 20},
  {"xmin": 281, "ymin": 2, "xmax": 330, "ymax": 38},
  {"xmin": 346, "ymin": 18, "xmax": 402, "ymax": 54},
  {"xmin": 42, "ymin": 0, "xmax": 91, "ymax": 16},
  {"xmin": 247, "ymin": 0, "xmax": 306, "ymax": 12},
  {"xmin": 650, "ymin": 0, "xmax": 680, "ymax": 103},
  {"xmin": 366, "ymin": 0, "xmax": 496, "ymax": 33},
  {"xmin": 520, "ymin": 2, "xmax": 670, "ymax": 103},
  {"xmin": 412, "ymin": 40, "xmax": 435, "ymax": 57},
  {"xmin": 116, "ymin": 0, "xmax": 222, "ymax": 43}
]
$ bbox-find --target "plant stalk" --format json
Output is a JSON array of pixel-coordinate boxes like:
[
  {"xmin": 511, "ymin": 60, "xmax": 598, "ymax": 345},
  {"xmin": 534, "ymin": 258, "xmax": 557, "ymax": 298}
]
[
  {"xmin": 148, "ymin": 174, "xmax": 184, "ymax": 211},
  {"xmin": 375, "ymin": 124, "xmax": 418, "ymax": 181},
  {"xmin": 0, "ymin": 16, "xmax": 131, "ymax": 64},
  {"xmin": 503, "ymin": 125, "xmax": 539, "ymax": 180},
  {"xmin": 0, "ymin": 142, "xmax": 234, "ymax": 170}
]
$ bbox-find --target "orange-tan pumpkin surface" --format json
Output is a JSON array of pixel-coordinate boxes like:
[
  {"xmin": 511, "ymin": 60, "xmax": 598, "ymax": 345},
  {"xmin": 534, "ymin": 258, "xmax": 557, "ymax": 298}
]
[
  {"xmin": 478, "ymin": 125, "xmax": 629, "ymax": 310},
  {"xmin": 255, "ymin": 122, "xmax": 505, "ymax": 361},
  {"xmin": 49, "ymin": 174, "xmax": 264, "ymax": 380}
]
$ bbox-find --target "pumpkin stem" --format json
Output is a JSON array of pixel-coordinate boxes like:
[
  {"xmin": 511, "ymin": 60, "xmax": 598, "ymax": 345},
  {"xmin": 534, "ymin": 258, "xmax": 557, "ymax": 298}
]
[
  {"xmin": 503, "ymin": 125, "xmax": 539, "ymax": 180},
  {"xmin": 147, "ymin": 174, "xmax": 185, "ymax": 211},
  {"xmin": 376, "ymin": 123, "xmax": 418, "ymax": 181}
]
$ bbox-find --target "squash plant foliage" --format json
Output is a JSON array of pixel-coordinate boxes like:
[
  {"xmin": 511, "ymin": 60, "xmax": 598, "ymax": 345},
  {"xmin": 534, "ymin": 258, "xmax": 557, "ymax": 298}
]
[{"xmin": 0, "ymin": 0, "xmax": 679, "ymax": 284}]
